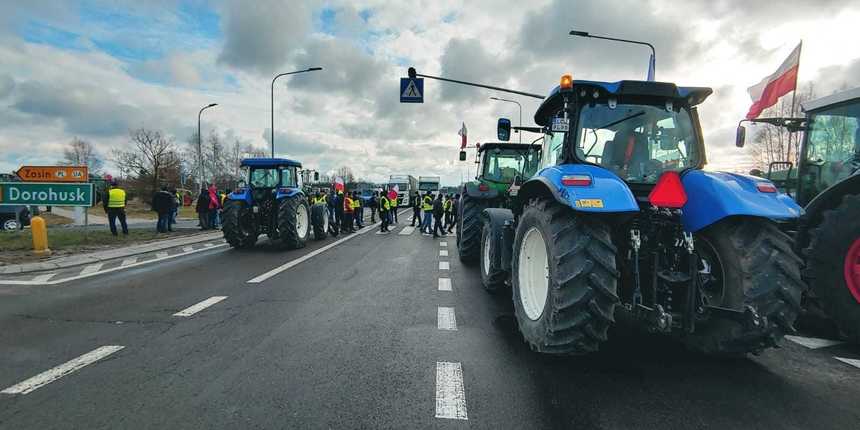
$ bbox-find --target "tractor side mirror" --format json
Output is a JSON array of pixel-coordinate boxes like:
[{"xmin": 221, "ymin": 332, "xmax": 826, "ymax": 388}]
[
  {"xmin": 497, "ymin": 118, "xmax": 511, "ymax": 142},
  {"xmin": 314, "ymin": 172, "xmax": 320, "ymax": 181},
  {"xmin": 459, "ymin": 150, "xmax": 467, "ymax": 161},
  {"xmin": 735, "ymin": 125, "xmax": 746, "ymax": 148},
  {"xmin": 513, "ymin": 174, "xmax": 524, "ymax": 186}
]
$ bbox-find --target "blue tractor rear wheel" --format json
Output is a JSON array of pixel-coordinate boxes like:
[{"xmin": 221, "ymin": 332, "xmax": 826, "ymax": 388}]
[
  {"xmin": 222, "ymin": 200, "xmax": 258, "ymax": 249},
  {"xmin": 277, "ymin": 196, "xmax": 310, "ymax": 249}
]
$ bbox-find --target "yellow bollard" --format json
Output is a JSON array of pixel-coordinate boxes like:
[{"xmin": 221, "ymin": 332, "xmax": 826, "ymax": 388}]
[{"xmin": 31, "ymin": 216, "xmax": 52, "ymax": 256}]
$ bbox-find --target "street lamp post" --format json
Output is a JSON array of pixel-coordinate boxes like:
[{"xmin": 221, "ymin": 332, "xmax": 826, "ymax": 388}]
[
  {"xmin": 569, "ymin": 30, "xmax": 656, "ymax": 81},
  {"xmin": 270, "ymin": 67, "xmax": 323, "ymax": 158},
  {"xmin": 198, "ymin": 103, "xmax": 218, "ymax": 186},
  {"xmin": 489, "ymin": 96, "xmax": 522, "ymax": 143}
]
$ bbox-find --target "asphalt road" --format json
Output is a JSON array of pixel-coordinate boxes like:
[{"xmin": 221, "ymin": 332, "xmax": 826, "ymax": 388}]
[{"xmin": 2, "ymin": 208, "xmax": 860, "ymax": 429}]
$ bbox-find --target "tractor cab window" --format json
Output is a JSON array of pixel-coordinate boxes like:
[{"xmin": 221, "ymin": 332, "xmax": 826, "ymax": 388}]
[
  {"xmin": 805, "ymin": 102, "xmax": 860, "ymax": 192},
  {"xmin": 483, "ymin": 149, "xmax": 528, "ymax": 183},
  {"xmin": 249, "ymin": 168, "xmax": 279, "ymax": 188},
  {"xmin": 575, "ymin": 102, "xmax": 700, "ymax": 183},
  {"xmin": 280, "ymin": 167, "xmax": 296, "ymax": 188},
  {"xmin": 542, "ymin": 130, "xmax": 565, "ymax": 167}
]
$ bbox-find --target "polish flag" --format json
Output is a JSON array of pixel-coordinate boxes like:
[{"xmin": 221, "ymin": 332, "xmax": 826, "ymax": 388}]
[
  {"xmin": 745, "ymin": 42, "xmax": 801, "ymax": 120},
  {"xmin": 458, "ymin": 122, "xmax": 467, "ymax": 149},
  {"xmin": 334, "ymin": 176, "xmax": 345, "ymax": 192}
]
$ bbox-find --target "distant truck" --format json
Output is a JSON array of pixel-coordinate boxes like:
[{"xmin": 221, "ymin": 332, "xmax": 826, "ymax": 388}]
[
  {"xmin": 388, "ymin": 175, "xmax": 417, "ymax": 207},
  {"xmin": 418, "ymin": 175, "xmax": 441, "ymax": 197}
]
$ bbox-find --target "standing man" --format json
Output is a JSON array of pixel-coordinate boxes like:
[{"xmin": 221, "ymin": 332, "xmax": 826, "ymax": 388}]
[
  {"xmin": 379, "ymin": 192, "xmax": 390, "ymax": 233},
  {"xmin": 353, "ymin": 191, "xmax": 364, "ymax": 229},
  {"xmin": 169, "ymin": 188, "xmax": 181, "ymax": 230},
  {"xmin": 388, "ymin": 187, "xmax": 399, "ymax": 224},
  {"xmin": 443, "ymin": 194, "xmax": 453, "ymax": 231},
  {"xmin": 196, "ymin": 187, "xmax": 210, "ymax": 230},
  {"xmin": 103, "ymin": 180, "xmax": 128, "ymax": 236},
  {"xmin": 410, "ymin": 191, "xmax": 421, "ymax": 226},
  {"xmin": 369, "ymin": 191, "xmax": 378, "ymax": 223},
  {"xmin": 421, "ymin": 192, "xmax": 433, "ymax": 235},
  {"xmin": 448, "ymin": 193, "xmax": 460, "ymax": 234},
  {"xmin": 334, "ymin": 190, "xmax": 344, "ymax": 230},
  {"xmin": 342, "ymin": 191, "xmax": 355, "ymax": 233},
  {"xmin": 152, "ymin": 185, "xmax": 174, "ymax": 233},
  {"xmin": 432, "ymin": 193, "xmax": 446, "ymax": 238},
  {"xmin": 207, "ymin": 184, "xmax": 221, "ymax": 230}
]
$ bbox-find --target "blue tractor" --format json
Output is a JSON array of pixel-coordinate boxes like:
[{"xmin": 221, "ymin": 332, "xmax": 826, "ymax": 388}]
[
  {"xmin": 413, "ymin": 67, "xmax": 807, "ymax": 355},
  {"xmin": 222, "ymin": 158, "xmax": 326, "ymax": 249}
]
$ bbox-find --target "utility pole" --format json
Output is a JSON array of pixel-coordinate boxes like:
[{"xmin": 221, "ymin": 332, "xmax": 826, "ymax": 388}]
[
  {"xmin": 198, "ymin": 103, "xmax": 218, "ymax": 186},
  {"xmin": 271, "ymin": 67, "xmax": 323, "ymax": 158}
]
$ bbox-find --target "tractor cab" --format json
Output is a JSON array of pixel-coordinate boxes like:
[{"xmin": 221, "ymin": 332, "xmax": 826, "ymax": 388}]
[
  {"xmin": 474, "ymin": 142, "xmax": 542, "ymax": 192},
  {"xmin": 239, "ymin": 158, "xmax": 303, "ymax": 202},
  {"xmin": 530, "ymin": 77, "xmax": 711, "ymax": 190}
]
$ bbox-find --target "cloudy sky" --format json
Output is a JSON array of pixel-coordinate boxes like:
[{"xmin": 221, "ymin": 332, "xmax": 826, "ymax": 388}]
[{"xmin": 1, "ymin": 0, "xmax": 859, "ymax": 185}]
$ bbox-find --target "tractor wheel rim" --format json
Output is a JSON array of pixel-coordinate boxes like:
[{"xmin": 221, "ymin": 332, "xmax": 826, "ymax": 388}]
[
  {"xmin": 518, "ymin": 226, "xmax": 549, "ymax": 321},
  {"xmin": 482, "ymin": 231, "xmax": 491, "ymax": 276},
  {"xmin": 3, "ymin": 219, "xmax": 18, "ymax": 230},
  {"xmin": 296, "ymin": 205, "xmax": 308, "ymax": 239},
  {"xmin": 845, "ymin": 237, "xmax": 860, "ymax": 303}
]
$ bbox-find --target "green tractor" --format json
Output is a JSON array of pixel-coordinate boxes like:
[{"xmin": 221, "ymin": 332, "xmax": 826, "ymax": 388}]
[
  {"xmin": 456, "ymin": 133, "xmax": 542, "ymax": 288},
  {"xmin": 737, "ymin": 87, "xmax": 860, "ymax": 341}
]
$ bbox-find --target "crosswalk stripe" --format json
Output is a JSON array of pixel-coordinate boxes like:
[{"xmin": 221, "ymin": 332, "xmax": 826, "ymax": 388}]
[
  {"xmin": 438, "ymin": 278, "xmax": 452, "ymax": 291},
  {"xmin": 785, "ymin": 335, "xmax": 844, "ymax": 349},
  {"xmin": 439, "ymin": 241, "xmax": 447, "ymax": 247},
  {"xmin": 399, "ymin": 226, "xmax": 415, "ymax": 235},
  {"xmin": 435, "ymin": 362, "xmax": 468, "ymax": 420},
  {"xmin": 439, "ymin": 261, "xmax": 450, "ymax": 270},
  {"xmin": 31, "ymin": 273, "xmax": 56, "ymax": 283},
  {"xmin": 439, "ymin": 249, "xmax": 448, "ymax": 257},
  {"xmin": 182, "ymin": 246, "xmax": 193, "ymax": 252},
  {"xmin": 437, "ymin": 307, "xmax": 457, "ymax": 331},
  {"xmin": 834, "ymin": 357, "xmax": 860, "ymax": 369},
  {"xmin": 1, "ymin": 346, "xmax": 124, "ymax": 395},
  {"xmin": 79, "ymin": 263, "xmax": 103, "ymax": 275},
  {"xmin": 120, "ymin": 257, "xmax": 138, "ymax": 267}
]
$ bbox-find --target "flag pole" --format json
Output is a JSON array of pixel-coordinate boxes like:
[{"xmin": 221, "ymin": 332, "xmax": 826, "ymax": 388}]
[{"xmin": 788, "ymin": 40, "xmax": 803, "ymax": 162}]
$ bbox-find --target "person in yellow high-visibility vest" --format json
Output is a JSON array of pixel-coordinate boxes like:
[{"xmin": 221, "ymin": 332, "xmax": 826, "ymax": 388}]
[
  {"xmin": 102, "ymin": 180, "xmax": 128, "ymax": 236},
  {"xmin": 379, "ymin": 194, "xmax": 390, "ymax": 233},
  {"xmin": 352, "ymin": 191, "xmax": 363, "ymax": 229},
  {"xmin": 420, "ymin": 192, "xmax": 433, "ymax": 234}
]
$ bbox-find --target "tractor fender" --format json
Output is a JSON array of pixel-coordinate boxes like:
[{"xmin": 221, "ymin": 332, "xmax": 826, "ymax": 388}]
[
  {"xmin": 480, "ymin": 208, "xmax": 515, "ymax": 273},
  {"xmin": 227, "ymin": 188, "xmax": 252, "ymax": 205},
  {"xmin": 463, "ymin": 181, "xmax": 500, "ymax": 199},
  {"xmin": 680, "ymin": 170, "xmax": 803, "ymax": 233},
  {"xmin": 795, "ymin": 173, "xmax": 860, "ymax": 250},
  {"xmin": 518, "ymin": 164, "xmax": 639, "ymax": 213},
  {"xmin": 276, "ymin": 188, "xmax": 303, "ymax": 199}
]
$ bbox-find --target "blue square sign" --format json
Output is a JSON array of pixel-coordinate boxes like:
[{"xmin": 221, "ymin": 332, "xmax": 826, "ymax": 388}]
[{"xmin": 400, "ymin": 78, "xmax": 423, "ymax": 103}]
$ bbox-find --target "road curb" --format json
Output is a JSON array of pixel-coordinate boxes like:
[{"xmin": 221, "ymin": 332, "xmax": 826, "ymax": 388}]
[{"xmin": 0, "ymin": 232, "xmax": 224, "ymax": 275}]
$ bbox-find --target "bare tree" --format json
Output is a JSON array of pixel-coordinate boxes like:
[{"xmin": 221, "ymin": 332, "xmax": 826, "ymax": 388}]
[
  {"xmin": 335, "ymin": 166, "xmax": 355, "ymax": 184},
  {"xmin": 60, "ymin": 138, "xmax": 103, "ymax": 173},
  {"xmin": 112, "ymin": 128, "xmax": 179, "ymax": 195}
]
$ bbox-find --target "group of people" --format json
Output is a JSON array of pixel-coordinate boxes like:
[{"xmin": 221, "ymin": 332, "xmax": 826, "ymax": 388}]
[
  {"xmin": 412, "ymin": 191, "xmax": 459, "ymax": 238},
  {"xmin": 194, "ymin": 185, "xmax": 227, "ymax": 231}
]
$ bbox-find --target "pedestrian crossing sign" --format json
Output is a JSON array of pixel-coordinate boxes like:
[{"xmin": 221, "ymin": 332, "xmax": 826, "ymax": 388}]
[{"xmin": 400, "ymin": 78, "xmax": 424, "ymax": 103}]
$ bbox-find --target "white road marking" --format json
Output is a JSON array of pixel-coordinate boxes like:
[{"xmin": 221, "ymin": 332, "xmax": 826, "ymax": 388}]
[
  {"xmin": 247, "ymin": 209, "xmax": 409, "ymax": 284},
  {"xmin": 120, "ymin": 257, "xmax": 138, "ymax": 267},
  {"xmin": 79, "ymin": 263, "xmax": 103, "ymax": 275},
  {"xmin": 435, "ymin": 362, "xmax": 468, "ymax": 420},
  {"xmin": 1, "ymin": 345, "xmax": 124, "ymax": 395},
  {"xmin": 438, "ymin": 307, "xmax": 457, "ymax": 331},
  {"xmin": 439, "ymin": 261, "xmax": 450, "ymax": 270},
  {"xmin": 439, "ymin": 249, "xmax": 448, "ymax": 257},
  {"xmin": 173, "ymin": 296, "xmax": 228, "ymax": 317},
  {"xmin": 182, "ymin": 246, "xmax": 193, "ymax": 252},
  {"xmin": 31, "ymin": 273, "xmax": 56, "ymax": 283},
  {"xmin": 438, "ymin": 278, "xmax": 452, "ymax": 291},
  {"xmin": 203, "ymin": 243, "xmax": 215, "ymax": 247},
  {"xmin": 0, "ymin": 244, "xmax": 228, "ymax": 286},
  {"xmin": 785, "ymin": 335, "xmax": 845, "ymax": 349},
  {"xmin": 155, "ymin": 252, "xmax": 168, "ymax": 258},
  {"xmin": 834, "ymin": 357, "xmax": 860, "ymax": 369},
  {"xmin": 399, "ymin": 226, "xmax": 415, "ymax": 235},
  {"xmin": 375, "ymin": 231, "xmax": 390, "ymax": 235},
  {"xmin": 439, "ymin": 241, "xmax": 447, "ymax": 247}
]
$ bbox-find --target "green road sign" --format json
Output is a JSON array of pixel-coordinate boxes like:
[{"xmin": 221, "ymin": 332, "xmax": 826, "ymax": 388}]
[{"xmin": 0, "ymin": 182, "xmax": 93, "ymax": 207}]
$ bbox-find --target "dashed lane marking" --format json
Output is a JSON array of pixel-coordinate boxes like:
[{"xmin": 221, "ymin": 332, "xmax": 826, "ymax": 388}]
[
  {"xmin": 438, "ymin": 307, "xmax": 457, "ymax": 331},
  {"xmin": 439, "ymin": 241, "xmax": 447, "ymax": 247},
  {"xmin": 786, "ymin": 335, "xmax": 845, "ymax": 349},
  {"xmin": 31, "ymin": 273, "xmax": 56, "ymax": 283},
  {"xmin": 435, "ymin": 362, "xmax": 468, "ymax": 420},
  {"xmin": 834, "ymin": 357, "xmax": 860, "ymax": 369},
  {"xmin": 248, "ymin": 209, "xmax": 409, "ymax": 283},
  {"xmin": 1, "ymin": 345, "xmax": 125, "ymax": 395},
  {"xmin": 0, "ymin": 243, "xmax": 228, "ymax": 286},
  {"xmin": 439, "ymin": 262, "xmax": 450, "ymax": 270},
  {"xmin": 173, "ymin": 296, "xmax": 228, "ymax": 317},
  {"xmin": 79, "ymin": 263, "xmax": 103, "ymax": 276},
  {"xmin": 120, "ymin": 257, "xmax": 138, "ymax": 267},
  {"xmin": 438, "ymin": 278, "xmax": 452, "ymax": 291},
  {"xmin": 399, "ymin": 226, "xmax": 415, "ymax": 235},
  {"xmin": 439, "ymin": 249, "xmax": 448, "ymax": 257}
]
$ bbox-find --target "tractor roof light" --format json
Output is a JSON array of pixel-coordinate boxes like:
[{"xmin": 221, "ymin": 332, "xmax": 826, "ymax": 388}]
[
  {"xmin": 649, "ymin": 171, "xmax": 687, "ymax": 208},
  {"xmin": 560, "ymin": 74, "xmax": 573, "ymax": 90}
]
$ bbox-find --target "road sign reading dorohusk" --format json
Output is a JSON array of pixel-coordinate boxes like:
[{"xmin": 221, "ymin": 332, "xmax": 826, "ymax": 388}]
[{"xmin": 0, "ymin": 182, "xmax": 93, "ymax": 206}]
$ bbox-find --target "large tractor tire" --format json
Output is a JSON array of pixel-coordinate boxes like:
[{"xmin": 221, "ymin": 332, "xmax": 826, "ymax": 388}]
[
  {"xmin": 683, "ymin": 217, "xmax": 806, "ymax": 355},
  {"xmin": 480, "ymin": 219, "xmax": 507, "ymax": 293},
  {"xmin": 222, "ymin": 200, "xmax": 258, "ymax": 249},
  {"xmin": 310, "ymin": 203, "xmax": 329, "ymax": 241},
  {"xmin": 457, "ymin": 194, "xmax": 485, "ymax": 263},
  {"xmin": 804, "ymin": 194, "xmax": 860, "ymax": 342},
  {"xmin": 511, "ymin": 198, "xmax": 620, "ymax": 354},
  {"xmin": 277, "ymin": 196, "xmax": 311, "ymax": 250}
]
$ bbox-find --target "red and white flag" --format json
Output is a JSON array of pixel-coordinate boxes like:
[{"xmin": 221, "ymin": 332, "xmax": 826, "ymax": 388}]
[
  {"xmin": 334, "ymin": 176, "xmax": 345, "ymax": 192},
  {"xmin": 458, "ymin": 122, "xmax": 467, "ymax": 149},
  {"xmin": 745, "ymin": 42, "xmax": 801, "ymax": 120}
]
